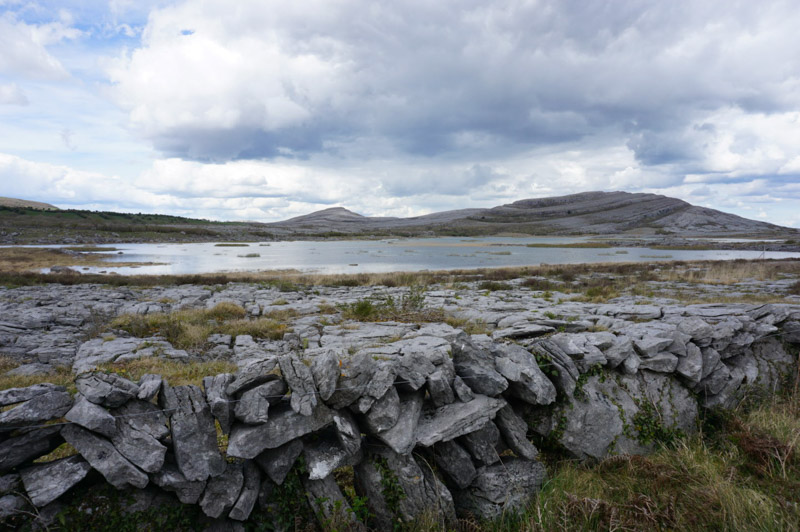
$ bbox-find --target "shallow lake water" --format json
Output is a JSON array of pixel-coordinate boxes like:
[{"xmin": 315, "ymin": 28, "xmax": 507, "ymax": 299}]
[{"xmin": 37, "ymin": 237, "xmax": 800, "ymax": 275}]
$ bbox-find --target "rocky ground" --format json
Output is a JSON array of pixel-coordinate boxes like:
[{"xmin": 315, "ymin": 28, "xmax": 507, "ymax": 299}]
[{"xmin": 0, "ymin": 267, "xmax": 799, "ymax": 529}]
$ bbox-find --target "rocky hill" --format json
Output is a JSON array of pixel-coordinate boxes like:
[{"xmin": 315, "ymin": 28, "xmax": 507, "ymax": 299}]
[{"xmin": 270, "ymin": 191, "xmax": 794, "ymax": 237}]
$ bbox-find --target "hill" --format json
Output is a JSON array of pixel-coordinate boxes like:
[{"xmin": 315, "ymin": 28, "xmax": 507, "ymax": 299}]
[
  {"xmin": 0, "ymin": 191, "xmax": 796, "ymax": 245},
  {"xmin": 0, "ymin": 197, "xmax": 59, "ymax": 210},
  {"xmin": 268, "ymin": 191, "xmax": 793, "ymax": 238}
]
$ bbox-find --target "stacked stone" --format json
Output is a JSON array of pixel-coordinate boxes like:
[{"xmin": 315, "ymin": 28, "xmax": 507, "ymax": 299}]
[{"xmin": 0, "ymin": 304, "xmax": 797, "ymax": 528}]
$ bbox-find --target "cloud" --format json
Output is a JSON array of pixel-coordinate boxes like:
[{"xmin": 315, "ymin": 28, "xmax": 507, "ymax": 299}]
[
  {"xmin": 106, "ymin": 0, "xmax": 800, "ymax": 170},
  {"xmin": 0, "ymin": 83, "xmax": 28, "ymax": 105},
  {"xmin": 0, "ymin": 12, "xmax": 80, "ymax": 80}
]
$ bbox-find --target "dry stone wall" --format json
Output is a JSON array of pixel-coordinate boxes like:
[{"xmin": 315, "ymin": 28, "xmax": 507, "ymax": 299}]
[{"xmin": 1, "ymin": 301, "xmax": 798, "ymax": 529}]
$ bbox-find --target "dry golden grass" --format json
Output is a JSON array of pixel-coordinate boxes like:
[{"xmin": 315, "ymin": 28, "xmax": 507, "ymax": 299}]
[
  {"xmin": 95, "ymin": 358, "xmax": 237, "ymax": 387},
  {"xmin": 0, "ymin": 355, "xmax": 75, "ymax": 392},
  {"xmin": 109, "ymin": 302, "xmax": 290, "ymax": 351}
]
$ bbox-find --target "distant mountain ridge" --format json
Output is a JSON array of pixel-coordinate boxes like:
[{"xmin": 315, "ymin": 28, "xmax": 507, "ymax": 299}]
[{"xmin": 269, "ymin": 191, "xmax": 793, "ymax": 237}]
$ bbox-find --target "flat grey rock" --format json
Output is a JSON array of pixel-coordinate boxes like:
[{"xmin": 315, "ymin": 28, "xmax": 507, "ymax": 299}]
[
  {"xmin": 363, "ymin": 386, "xmax": 400, "ymax": 433},
  {"xmin": 226, "ymin": 358, "xmax": 280, "ymax": 396},
  {"xmin": 0, "ymin": 426, "xmax": 63, "ymax": 473},
  {"xmin": 0, "ymin": 389, "xmax": 72, "ymax": 429},
  {"xmin": 20, "ymin": 455, "xmax": 91, "ymax": 507},
  {"xmin": 638, "ymin": 352, "xmax": 679, "ymax": 373},
  {"xmin": 151, "ymin": 462, "xmax": 207, "ymax": 504},
  {"xmin": 254, "ymin": 439, "xmax": 303, "ymax": 485},
  {"xmin": 676, "ymin": 342, "xmax": 703, "ymax": 383},
  {"xmin": 200, "ymin": 462, "xmax": 244, "ymax": 519},
  {"xmin": 494, "ymin": 405, "xmax": 538, "ymax": 460},
  {"xmin": 304, "ymin": 432, "xmax": 357, "ymax": 480},
  {"xmin": 451, "ymin": 334, "xmax": 508, "ymax": 396},
  {"xmin": 160, "ymin": 384, "xmax": 225, "ymax": 482},
  {"xmin": 492, "ymin": 323, "xmax": 554, "ymax": 340},
  {"xmin": 310, "ymin": 349, "xmax": 341, "ymax": 401},
  {"xmin": 62, "ymin": 424, "xmax": 148, "ymax": 489},
  {"xmin": 491, "ymin": 343, "xmax": 556, "ymax": 406},
  {"xmin": 65, "ymin": 395, "xmax": 116, "ymax": 438},
  {"xmin": 0, "ymin": 383, "xmax": 63, "ymax": 407},
  {"xmin": 229, "ymin": 460, "xmax": 260, "ymax": 521},
  {"xmin": 354, "ymin": 447, "xmax": 455, "ymax": 529},
  {"xmin": 416, "ymin": 395, "xmax": 507, "ymax": 447},
  {"xmin": 374, "ymin": 391, "xmax": 423, "ymax": 455},
  {"xmin": 459, "ymin": 421, "xmax": 501, "ymax": 465},
  {"xmin": 110, "ymin": 400, "xmax": 169, "ymax": 473},
  {"xmin": 433, "ymin": 439, "xmax": 477, "ymax": 489},
  {"xmin": 0, "ymin": 494, "xmax": 25, "ymax": 519},
  {"xmin": 454, "ymin": 458, "xmax": 546, "ymax": 520},
  {"xmin": 279, "ymin": 354, "xmax": 318, "ymax": 416},
  {"xmin": 303, "ymin": 475, "xmax": 360, "ymax": 529},
  {"xmin": 227, "ymin": 402, "xmax": 334, "ymax": 459},
  {"xmin": 75, "ymin": 372, "xmax": 139, "ymax": 408},
  {"xmin": 234, "ymin": 379, "xmax": 287, "ymax": 424},
  {"xmin": 203, "ymin": 373, "xmax": 235, "ymax": 433},
  {"xmin": 137, "ymin": 374, "xmax": 162, "ymax": 401}
]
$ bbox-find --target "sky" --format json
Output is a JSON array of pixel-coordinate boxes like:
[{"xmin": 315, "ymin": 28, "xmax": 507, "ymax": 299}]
[{"xmin": 1, "ymin": 0, "xmax": 800, "ymax": 226}]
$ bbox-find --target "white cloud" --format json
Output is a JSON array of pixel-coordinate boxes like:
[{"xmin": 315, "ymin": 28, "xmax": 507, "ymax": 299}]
[
  {"xmin": 0, "ymin": 12, "xmax": 80, "ymax": 80},
  {"xmin": 0, "ymin": 83, "xmax": 28, "ymax": 105}
]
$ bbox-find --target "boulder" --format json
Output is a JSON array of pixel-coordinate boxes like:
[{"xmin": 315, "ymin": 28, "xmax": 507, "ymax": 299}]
[
  {"xmin": 65, "ymin": 395, "xmax": 116, "ymax": 438},
  {"xmin": 75, "ymin": 372, "xmax": 139, "ymax": 408},
  {"xmin": 374, "ymin": 391, "xmax": 423, "ymax": 455},
  {"xmin": 137, "ymin": 374, "xmax": 162, "ymax": 401},
  {"xmin": 494, "ymin": 405, "xmax": 538, "ymax": 460},
  {"xmin": 459, "ymin": 422, "xmax": 501, "ymax": 465},
  {"xmin": 203, "ymin": 374, "xmax": 235, "ymax": 434},
  {"xmin": 416, "ymin": 395, "xmax": 507, "ymax": 448},
  {"xmin": 225, "ymin": 358, "xmax": 280, "ymax": 396},
  {"xmin": 227, "ymin": 403, "xmax": 334, "ymax": 459},
  {"xmin": 151, "ymin": 462, "xmax": 207, "ymax": 504},
  {"xmin": 491, "ymin": 343, "xmax": 556, "ymax": 406},
  {"xmin": 0, "ymin": 389, "xmax": 72, "ymax": 429},
  {"xmin": 451, "ymin": 334, "xmax": 508, "ymax": 396},
  {"xmin": 229, "ymin": 460, "xmax": 261, "ymax": 521},
  {"xmin": 110, "ymin": 400, "xmax": 169, "ymax": 473},
  {"xmin": 363, "ymin": 386, "xmax": 400, "ymax": 433},
  {"xmin": 454, "ymin": 458, "xmax": 546, "ymax": 520},
  {"xmin": 200, "ymin": 462, "xmax": 244, "ymax": 519},
  {"xmin": 432, "ymin": 439, "xmax": 477, "ymax": 489},
  {"xmin": 234, "ymin": 379, "xmax": 287, "ymax": 424},
  {"xmin": 278, "ymin": 354, "xmax": 318, "ymax": 416},
  {"xmin": 20, "ymin": 455, "xmax": 91, "ymax": 507},
  {"xmin": 254, "ymin": 440, "xmax": 303, "ymax": 485},
  {"xmin": 62, "ymin": 424, "xmax": 148, "ymax": 489},
  {"xmin": 0, "ymin": 426, "xmax": 63, "ymax": 473},
  {"xmin": 160, "ymin": 384, "xmax": 225, "ymax": 482},
  {"xmin": 354, "ymin": 447, "xmax": 455, "ymax": 530}
]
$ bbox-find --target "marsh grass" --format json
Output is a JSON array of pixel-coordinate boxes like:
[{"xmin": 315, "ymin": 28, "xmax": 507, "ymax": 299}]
[
  {"xmin": 110, "ymin": 302, "xmax": 289, "ymax": 351},
  {"xmin": 0, "ymin": 247, "xmax": 147, "ymax": 272}
]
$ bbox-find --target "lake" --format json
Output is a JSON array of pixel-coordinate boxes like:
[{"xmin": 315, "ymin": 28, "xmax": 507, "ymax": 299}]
[{"xmin": 43, "ymin": 237, "xmax": 800, "ymax": 275}]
